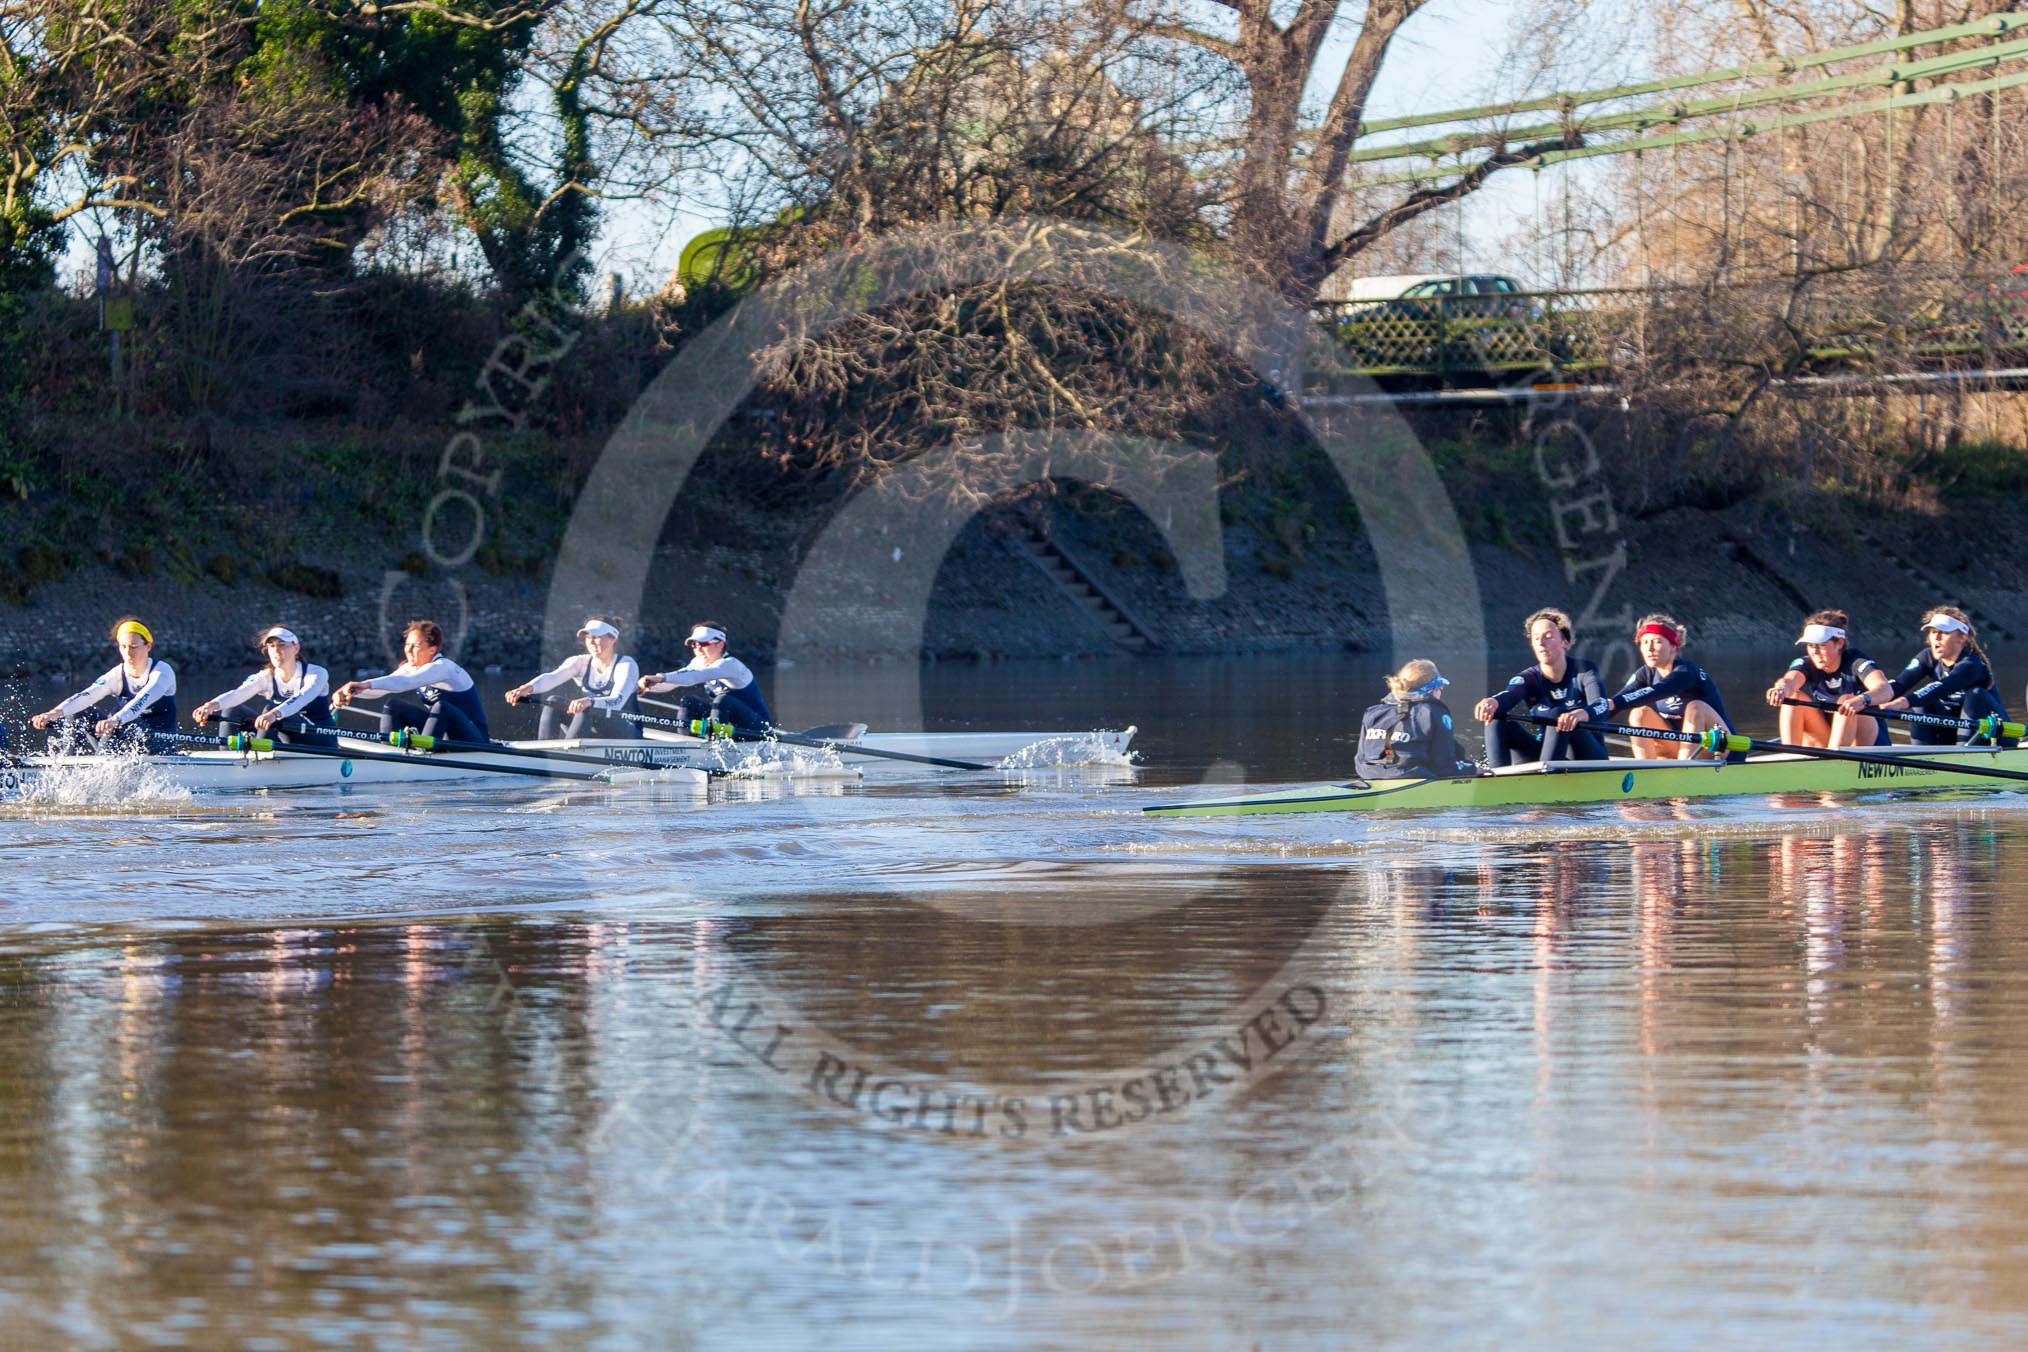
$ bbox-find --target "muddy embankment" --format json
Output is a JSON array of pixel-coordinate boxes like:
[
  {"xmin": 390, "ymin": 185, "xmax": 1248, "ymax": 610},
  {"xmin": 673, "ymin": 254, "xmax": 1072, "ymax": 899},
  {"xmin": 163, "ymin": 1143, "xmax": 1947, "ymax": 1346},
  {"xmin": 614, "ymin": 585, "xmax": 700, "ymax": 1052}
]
[{"xmin": 5, "ymin": 421, "xmax": 2024, "ymax": 688}]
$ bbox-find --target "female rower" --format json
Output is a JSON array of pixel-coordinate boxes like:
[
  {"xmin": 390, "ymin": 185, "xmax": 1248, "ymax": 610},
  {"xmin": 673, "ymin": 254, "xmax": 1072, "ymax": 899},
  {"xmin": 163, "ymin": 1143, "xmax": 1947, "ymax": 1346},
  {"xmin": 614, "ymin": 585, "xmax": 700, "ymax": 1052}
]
[
  {"xmin": 1473, "ymin": 606, "xmax": 1609, "ymax": 764},
  {"xmin": 1765, "ymin": 609, "xmax": 1892, "ymax": 747},
  {"xmin": 331, "ymin": 619, "xmax": 491, "ymax": 742},
  {"xmin": 1843, "ymin": 607, "xmax": 2010, "ymax": 746},
  {"xmin": 639, "ymin": 621, "xmax": 772, "ymax": 730},
  {"xmin": 190, "ymin": 626, "xmax": 337, "ymax": 746},
  {"xmin": 1355, "ymin": 659, "xmax": 1477, "ymax": 780},
  {"xmin": 28, "ymin": 617, "xmax": 177, "ymax": 750},
  {"xmin": 1557, "ymin": 614, "xmax": 1734, "ymax": 760},
  {"xmin": 505, "ymin": 617, "xmax": 642, "ymax": 740}
]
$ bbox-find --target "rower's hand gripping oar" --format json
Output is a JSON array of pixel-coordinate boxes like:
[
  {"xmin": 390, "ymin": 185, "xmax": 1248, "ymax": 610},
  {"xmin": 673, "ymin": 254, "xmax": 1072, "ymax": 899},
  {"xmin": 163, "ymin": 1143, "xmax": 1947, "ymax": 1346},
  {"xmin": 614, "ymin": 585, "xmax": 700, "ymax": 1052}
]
[
  {"xmin": 1523, "ymin": 714, "xmax": 2028, "ymax": 786},
  {"xmin": 1779, "ymin": 696, "xmax": 2024, "ymax": 742},
  {"xmin": 683, "ymin": 716, "xmax": 994, "ymax": 772}
]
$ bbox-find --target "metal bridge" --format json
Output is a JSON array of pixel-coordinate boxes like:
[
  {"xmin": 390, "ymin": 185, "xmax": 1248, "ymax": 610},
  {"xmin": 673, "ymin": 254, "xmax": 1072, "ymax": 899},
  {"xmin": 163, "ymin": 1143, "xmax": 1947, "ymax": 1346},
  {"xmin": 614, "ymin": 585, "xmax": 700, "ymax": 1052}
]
[
  {"xmin": 1310, "ymin": 275, "xmax": 2028, "ymax": 387},
  {"xmin": 1314, "ymin": 14, "xmax": 2028, "ymax": 393}
]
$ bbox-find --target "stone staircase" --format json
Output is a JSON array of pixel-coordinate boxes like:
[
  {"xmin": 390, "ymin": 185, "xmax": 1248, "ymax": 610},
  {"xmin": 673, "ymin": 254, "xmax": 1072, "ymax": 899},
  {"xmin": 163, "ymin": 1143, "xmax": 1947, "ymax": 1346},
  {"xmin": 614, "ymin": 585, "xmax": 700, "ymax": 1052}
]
[
  {"xmin": 1851, "ymin": 528, "xmax": 2016, "ymax": 642},
  {"xmin": 1005, "ymin": 513, "xmax": 1161, "ymax": 653}
]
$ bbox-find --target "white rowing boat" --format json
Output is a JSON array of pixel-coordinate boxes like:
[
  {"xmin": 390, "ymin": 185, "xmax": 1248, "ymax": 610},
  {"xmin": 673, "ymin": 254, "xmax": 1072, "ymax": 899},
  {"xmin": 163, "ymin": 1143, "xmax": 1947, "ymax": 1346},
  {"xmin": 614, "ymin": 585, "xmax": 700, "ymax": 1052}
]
[
  {"xmin": 640, "ymin": 725, "xmax": 1138, "ymax": 766},
  {"xmin": 3, "ymin": 742, "xmax": 722, "ymax": 795},
  {"xmin": 2, "ymin": 724, "xmax": 1136, "ymax": 797}
]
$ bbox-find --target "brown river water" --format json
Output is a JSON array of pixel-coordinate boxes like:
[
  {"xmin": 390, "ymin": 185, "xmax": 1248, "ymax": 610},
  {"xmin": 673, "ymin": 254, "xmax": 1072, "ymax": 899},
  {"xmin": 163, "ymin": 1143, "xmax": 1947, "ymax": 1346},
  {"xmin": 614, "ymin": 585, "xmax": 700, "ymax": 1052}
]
[{"xmin": 3, "ymin": 653, "xmax": 2028, "ymax": 1348}]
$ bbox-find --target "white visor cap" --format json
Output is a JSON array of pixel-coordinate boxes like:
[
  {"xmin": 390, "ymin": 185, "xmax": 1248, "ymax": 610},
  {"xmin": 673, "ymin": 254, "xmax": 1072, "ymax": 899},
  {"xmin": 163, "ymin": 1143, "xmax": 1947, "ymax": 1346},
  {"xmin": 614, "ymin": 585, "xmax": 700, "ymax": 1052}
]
[
  {"xmin": 260, "ymin": 627, "xmax": 300, "ymax": 645},
  {"xmin": 1922, "ymin": 613, "xmax": 1972, "ymax": 635},
  {"xmin": 687, "ymin": 625, "xmax": 727, "ymax": 645},
  {"xmin": 1796, "ymin": 624, "xmax": 1847, "ymax": 645},
  {"xmin": 578, "ymin": 620, "xmax": 620, "ymax": 639}
]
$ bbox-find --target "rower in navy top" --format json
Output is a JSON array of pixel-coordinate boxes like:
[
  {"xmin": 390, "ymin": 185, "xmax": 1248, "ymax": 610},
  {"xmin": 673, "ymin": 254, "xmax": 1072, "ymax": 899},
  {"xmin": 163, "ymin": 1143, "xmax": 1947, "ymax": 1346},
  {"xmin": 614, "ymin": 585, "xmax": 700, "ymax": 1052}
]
[
  {"xmin": 1848, "ymin": 606, "xmax": 2011, "ymax": 746},
  {"xmin": 1765, "ymin": 608, "xmax": 1892, "ymax": 747},
  {"xmin": 332, "ymin": 618, "xmax": 491, "ymax": 742},
  {"xmin": 1355, "ymin": 659, "xmax": 1477, "ymax": 780},
  {"xmin": 505, "ymin": 616, "xmax": 643, "ymax": 740},
  {"xmin": 1473, "ymin": 606, "xmax": 1609, "ymax": 765},
  {"xmin": 1559, "ymin": 613, "xmax": 1735, "ymax": 760},
  {"xmin": 190, "ymin": 626, "xmax": 337, "ymax": 746},
  {"xmin": 641, "ymin": 621, "xmax": 772, "ymax": 730},
  {"xmin": 29, "ymin": 616, "xmax": 177, "ymax": 750}
]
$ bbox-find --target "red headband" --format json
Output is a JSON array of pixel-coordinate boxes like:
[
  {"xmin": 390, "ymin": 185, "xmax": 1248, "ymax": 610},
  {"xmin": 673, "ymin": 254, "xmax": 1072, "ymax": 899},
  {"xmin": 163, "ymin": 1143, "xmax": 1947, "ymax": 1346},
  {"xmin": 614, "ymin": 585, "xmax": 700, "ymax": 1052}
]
[{"xmin": 1636, "ymin": 621, "xmax": 1682, "ymax": 647}]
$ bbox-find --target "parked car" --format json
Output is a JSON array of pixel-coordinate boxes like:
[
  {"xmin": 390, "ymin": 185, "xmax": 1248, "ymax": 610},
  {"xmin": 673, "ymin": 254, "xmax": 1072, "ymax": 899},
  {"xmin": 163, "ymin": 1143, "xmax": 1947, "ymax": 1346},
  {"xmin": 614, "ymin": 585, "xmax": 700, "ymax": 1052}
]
[
  {"xmin": 1331, "ymin": 273, "xmax": 1545, "ymax": 369},
  {"xmin": 1341, "ymin": 273, "xmax": 1536, "ymax": 319}
]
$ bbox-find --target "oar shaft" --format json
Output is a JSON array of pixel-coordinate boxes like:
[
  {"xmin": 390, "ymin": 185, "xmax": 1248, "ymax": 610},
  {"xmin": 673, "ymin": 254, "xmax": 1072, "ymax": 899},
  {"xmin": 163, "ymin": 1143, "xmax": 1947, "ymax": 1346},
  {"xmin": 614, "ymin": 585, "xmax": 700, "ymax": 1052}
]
[
  {"xmin": 1525, "ymin": 713, "xmax": 2028, "ymax": 785},
  {"xmin": 1520, "ymin": 713, "xmax": 1748, "ymax": 754},
  {"xmin": 249, "ymin": 736, "xmax": 618, "ymax": 782},
  {"xmin": 1780, "ymin": 696, "xmax": 2024, "ymax": 739},
  {"xmin": 623, "ymin": 703, "xmax": 990, "ymax": 770},
  {"xmin": 611, "ymin": 707, "xmax": 707, "ymax": 734},
  {"xmin": 692, "ymin": 717, "xmax": 993, "ymax": 771},
  {"xmin": 386, "ymin": 728, "xmax": 697, "ymax": 771}
]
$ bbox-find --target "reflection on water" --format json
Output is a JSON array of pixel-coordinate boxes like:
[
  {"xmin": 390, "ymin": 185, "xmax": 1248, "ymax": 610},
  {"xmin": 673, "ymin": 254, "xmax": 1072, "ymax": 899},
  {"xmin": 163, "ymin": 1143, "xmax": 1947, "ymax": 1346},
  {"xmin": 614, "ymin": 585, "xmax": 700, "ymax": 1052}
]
[{"xmin": 5, "ymin": 817, "xmax": 2028, "ymax": 1347}]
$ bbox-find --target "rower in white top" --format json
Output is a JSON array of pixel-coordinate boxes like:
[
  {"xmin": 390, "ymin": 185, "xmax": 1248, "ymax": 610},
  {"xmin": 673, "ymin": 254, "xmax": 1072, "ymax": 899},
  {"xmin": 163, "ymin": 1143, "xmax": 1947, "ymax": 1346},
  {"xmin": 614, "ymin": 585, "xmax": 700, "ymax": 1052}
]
[
  {"xmin": 190, "ymin": 626, "xmax": 337, "ymax": 746},
  {"xmin": 29, "ymin": 616, "xmax": 178, "ymax": 751},
  {"xmin": 331, "ymin": 618, "xmax": 492, "ymax": 742},
  {"xmin": 638, "ymin": 621, "xmax": 773, "ymax": 730},
  {"xmin": 505, "ymin": 617, "xmax": 643, "ymax": 740}
]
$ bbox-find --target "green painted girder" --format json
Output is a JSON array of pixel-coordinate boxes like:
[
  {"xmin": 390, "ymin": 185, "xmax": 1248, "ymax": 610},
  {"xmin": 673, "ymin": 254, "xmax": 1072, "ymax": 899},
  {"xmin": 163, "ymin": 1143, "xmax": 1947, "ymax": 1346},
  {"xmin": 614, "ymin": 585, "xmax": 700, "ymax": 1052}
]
[
  {"xmin": 1351, "ymin": 64, "xmax": 2028, "ymax": 188},
  {"xmin": 1348, "ymin": 33, "xmax": 2028, "ymax": 167},
  {"xmin": 1344, "ymin": 13, "xmax": 2028, "ymax": 139}
]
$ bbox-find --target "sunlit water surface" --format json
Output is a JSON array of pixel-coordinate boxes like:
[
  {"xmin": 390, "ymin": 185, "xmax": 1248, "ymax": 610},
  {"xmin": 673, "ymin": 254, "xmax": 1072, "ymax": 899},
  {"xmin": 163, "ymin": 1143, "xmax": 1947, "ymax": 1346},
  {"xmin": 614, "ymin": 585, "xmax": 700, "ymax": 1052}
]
[{"xmin": 4, "ymin": 654, "xmax": 2028, "ymax": 1349}]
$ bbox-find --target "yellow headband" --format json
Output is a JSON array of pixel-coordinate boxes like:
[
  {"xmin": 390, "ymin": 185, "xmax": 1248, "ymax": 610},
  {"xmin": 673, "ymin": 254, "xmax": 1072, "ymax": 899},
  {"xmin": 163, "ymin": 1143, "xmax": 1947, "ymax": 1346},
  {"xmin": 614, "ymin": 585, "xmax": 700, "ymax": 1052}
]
[{"xmin": 115, "ymin": 620, "xmax": 153, "ymax": 646}]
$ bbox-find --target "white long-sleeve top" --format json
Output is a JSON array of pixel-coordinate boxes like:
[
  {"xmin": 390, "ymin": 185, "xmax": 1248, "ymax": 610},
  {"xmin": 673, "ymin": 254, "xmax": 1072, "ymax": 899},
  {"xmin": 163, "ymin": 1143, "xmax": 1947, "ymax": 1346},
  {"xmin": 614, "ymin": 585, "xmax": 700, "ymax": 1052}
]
[
  {"xmin": 56, "ymin": 661, "xmax": 177, "ymax": 725},
  {"xmin": 354, "ymin": 656, "xmax": 475, "ymax": 699},
  {"xmin": 522, "ymin": 653, "xmax": 640, "ymax": 710},
  {"xmin": 208, "ymin": 663, "xmax": 331, "ymax": 722},
  {"xmin": 653, "ymin": 653, "xmax": 755, "ymax": 698}
]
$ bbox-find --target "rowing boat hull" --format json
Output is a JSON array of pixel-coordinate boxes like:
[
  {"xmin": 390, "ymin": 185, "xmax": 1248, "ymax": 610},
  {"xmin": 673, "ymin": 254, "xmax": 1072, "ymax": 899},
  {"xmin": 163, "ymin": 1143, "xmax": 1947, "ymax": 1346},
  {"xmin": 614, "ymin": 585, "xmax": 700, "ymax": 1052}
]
[
  {"xmin": 1143, "ymin": 748, "xmax": 2028, "ymax": 817},
  {"xmin": 6, "ymin": 736, "xmax": 737, "ymax": 794},
  {"xmin": 641, "ymin": 727, "xmax": 1137, "ymax": 764}
]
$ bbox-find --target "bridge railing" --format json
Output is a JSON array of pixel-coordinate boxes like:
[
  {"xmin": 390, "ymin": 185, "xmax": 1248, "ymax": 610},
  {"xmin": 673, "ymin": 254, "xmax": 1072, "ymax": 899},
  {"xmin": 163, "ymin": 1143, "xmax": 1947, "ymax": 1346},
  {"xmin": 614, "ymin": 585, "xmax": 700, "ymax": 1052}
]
[{"xmin": 1313, "ymin": 274, "xmax": 2028, "ymax": 381}]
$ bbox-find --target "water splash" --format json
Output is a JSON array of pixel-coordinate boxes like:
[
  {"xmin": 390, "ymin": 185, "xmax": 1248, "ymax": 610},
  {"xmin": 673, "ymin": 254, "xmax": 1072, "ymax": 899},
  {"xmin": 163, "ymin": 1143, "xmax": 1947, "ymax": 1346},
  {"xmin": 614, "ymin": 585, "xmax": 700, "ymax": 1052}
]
[
  {"xmin": 994, "ymin": 730, "xmax": 1140, "ymax": 770},
  {"xmin": 703, "ymin": 739, "xmax": 859, "ymax": 780},
  {"xmin": 0, "ymin": 748, "xmax": 195, "ymax": 810}
]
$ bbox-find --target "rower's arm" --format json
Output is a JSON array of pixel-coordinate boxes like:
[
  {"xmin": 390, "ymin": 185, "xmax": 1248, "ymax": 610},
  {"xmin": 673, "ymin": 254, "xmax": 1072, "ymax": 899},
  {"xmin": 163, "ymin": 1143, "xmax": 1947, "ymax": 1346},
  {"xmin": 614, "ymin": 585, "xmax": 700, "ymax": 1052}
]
[
  {"xmin": 521, "ymin": 656, "xmax": 586, "ymax": 697},
  {"xmin": 1573, "ymin": 666, "xmax": 1608, "ymax": 708},
  {"xmin": 206, "ymin": 672, "xmax": 269, "ymax": 714},
  {"xmin": 363, "ymin": 658, "xmax": 468, "ymax": 697},
  {"xmin": 1484, "ymin": 676, "xmax": 1529, "ymax": 719},
  {"xmin": 1902, "ymin": 654, "xmax": 1989, "ymax": 706},
  {"xmin": 50, "ymin": 668, "xmax": 121, "ymax": 719},
  {"xmin": 657, "ymin": 655, "xmax": 752, "ymax": 689}
]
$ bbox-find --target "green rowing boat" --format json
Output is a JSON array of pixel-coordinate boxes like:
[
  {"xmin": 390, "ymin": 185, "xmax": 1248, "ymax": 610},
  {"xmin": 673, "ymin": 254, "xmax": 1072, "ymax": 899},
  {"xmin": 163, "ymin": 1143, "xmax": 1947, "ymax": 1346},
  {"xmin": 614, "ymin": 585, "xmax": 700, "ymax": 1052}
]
[{"xmin": 1143, "ymin": 746, "xmax": 2028, "ymax": 818}]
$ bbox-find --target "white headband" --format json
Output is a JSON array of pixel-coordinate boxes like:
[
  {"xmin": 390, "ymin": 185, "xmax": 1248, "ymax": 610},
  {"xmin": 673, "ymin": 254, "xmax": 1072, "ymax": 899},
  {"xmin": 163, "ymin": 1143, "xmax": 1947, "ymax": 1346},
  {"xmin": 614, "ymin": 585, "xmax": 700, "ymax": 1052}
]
[
  {"xmin": 260, "ymin": 627, "xmax": 299, "ymax": 645},
  {"xmin": 1921, "ymin": 613, "xmax": 1971, "ymax": 635},
  {"xmin": 1796, "ymin": 624, "xmax": 1846, "ymax": 645},
  {"xmin": 577, "ymin": 620, "xmax": 620, "ymax": 639},
  {"xmin": 686, "ymin": 625, "xmax": 727, "ymax": 645}
]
